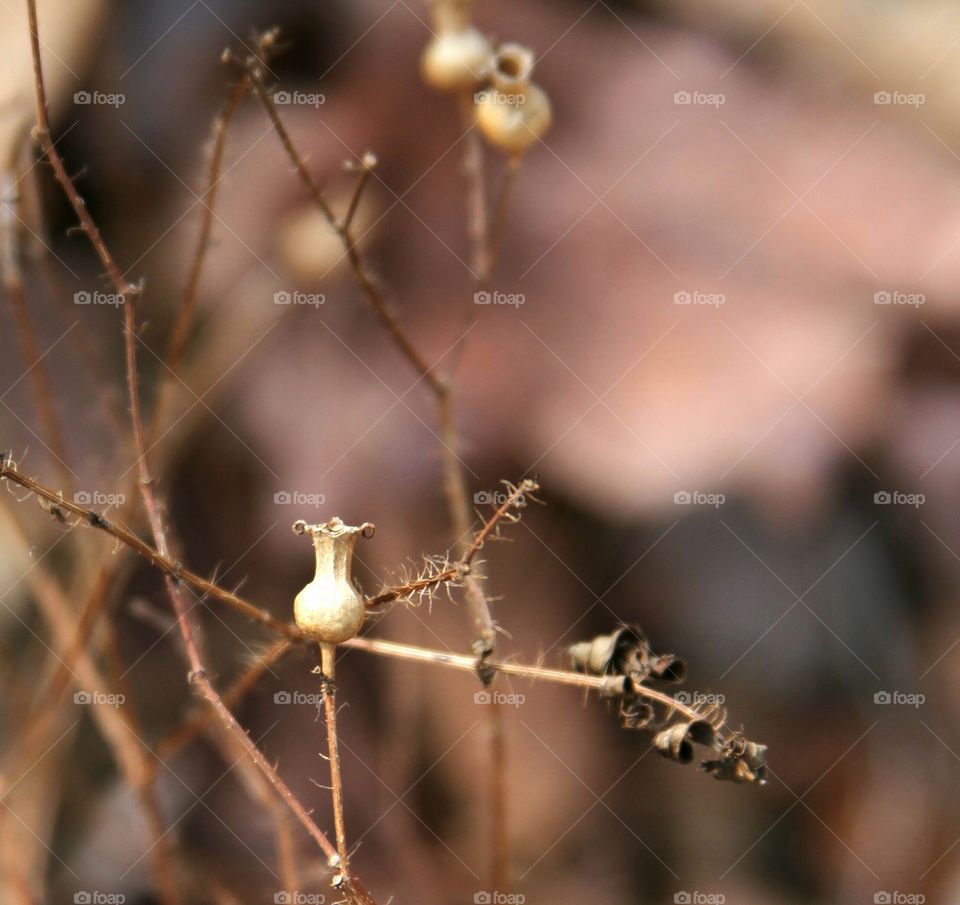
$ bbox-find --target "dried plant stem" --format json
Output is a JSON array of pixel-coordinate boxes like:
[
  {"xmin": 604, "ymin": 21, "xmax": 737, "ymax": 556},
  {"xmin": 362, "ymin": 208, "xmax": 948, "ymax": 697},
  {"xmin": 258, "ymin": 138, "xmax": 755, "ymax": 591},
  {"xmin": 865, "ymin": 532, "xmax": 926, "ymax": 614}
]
[
  {"xmin": 155, "ymin": 640, "xmax": 295, "ymax": 762},
  {"xmin": 459, "ymin": 94, "xmax": 491, "ymax": 280},
  {"xmin": 8, "ymin": 525, "xmax": 181, "ymax": 905},
  {"xmin": 25, "ymin": 11, "xmax": 373, "ymax": 899},
  {"xmin": 239, "ymin": 52, "xmax": 502, "ymax": 675},
  {"xmin": 0, "ymin": 464, "xmax": 533, "ymax": 628},
  {"xmin": 164, "ymin": 76, "xmax": 250, "ymax": 374},
  {"xmin": 318, "ymin": 643, "xmax": 351, "ymax": 875},
  {"xmin": 147, "ymin": 71, "xmax": 252, "ymax": 447}
]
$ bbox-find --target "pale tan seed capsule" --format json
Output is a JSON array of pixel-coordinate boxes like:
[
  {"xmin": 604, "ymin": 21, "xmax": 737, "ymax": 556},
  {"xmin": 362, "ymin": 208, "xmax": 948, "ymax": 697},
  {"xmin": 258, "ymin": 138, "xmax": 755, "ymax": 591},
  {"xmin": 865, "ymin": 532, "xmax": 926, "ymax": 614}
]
[
  {"xmin": 292, "ymin": 518, "xmax": 374, "ymax": 643},
  {"xmin": 474, "ymin": 43, "xmax": 552, "ymax": 154},
  {"xmin": 421, "ymin": 0, "xmax": 492, "ymax": 92}
]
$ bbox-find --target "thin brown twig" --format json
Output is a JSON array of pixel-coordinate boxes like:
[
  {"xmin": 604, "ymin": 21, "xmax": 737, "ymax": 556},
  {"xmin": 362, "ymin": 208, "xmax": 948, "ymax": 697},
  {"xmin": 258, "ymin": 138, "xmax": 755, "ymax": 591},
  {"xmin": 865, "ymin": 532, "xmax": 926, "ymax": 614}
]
[
  {"xmin": 317, "ymin": 644, "xmax": 351, "ymax": 877},
  {"xmin": 163, "ymin": 74, "xmax": 251, "ymax": 376},
  {"xmin": 154, "ymin": 639, "xmax": 295, "ymax": 762},
  {"xmin": 459, "ymin": 93, "xmax": 490, "ymax": 280},
  {"xmin": 24, "ymin": 10, "xmax": 369, "ymax": 898}
]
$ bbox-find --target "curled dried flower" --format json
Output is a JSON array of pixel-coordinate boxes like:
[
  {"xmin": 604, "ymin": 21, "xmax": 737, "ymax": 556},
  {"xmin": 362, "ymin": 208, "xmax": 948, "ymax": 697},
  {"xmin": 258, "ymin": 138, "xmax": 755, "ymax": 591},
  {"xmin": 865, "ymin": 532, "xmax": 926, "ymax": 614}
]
[
  {"xmin": 619, "ymin": 697, "xmax": 655, "ymax": 731},
  {"xmin": 654, "ymin": 720, "xmax": 716, "ymax": 765},
  {"xmin": 567, "ymin": 626, "xmax": 647, "ymax": 676},
  {"xmin": 701, "ymin": 734, "xmax": 768, "ymax": 786},
  {"xmin": 647, "ymin": 653, "xmax": 686, "ymax": 684}
]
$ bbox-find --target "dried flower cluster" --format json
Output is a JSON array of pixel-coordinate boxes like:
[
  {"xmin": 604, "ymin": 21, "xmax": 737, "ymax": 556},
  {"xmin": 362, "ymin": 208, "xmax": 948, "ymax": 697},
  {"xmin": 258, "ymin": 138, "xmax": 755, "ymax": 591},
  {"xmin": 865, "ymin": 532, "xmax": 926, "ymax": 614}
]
[{"xmin": 569, "ymin": 626, "xmax": 768, "ymax": 785}]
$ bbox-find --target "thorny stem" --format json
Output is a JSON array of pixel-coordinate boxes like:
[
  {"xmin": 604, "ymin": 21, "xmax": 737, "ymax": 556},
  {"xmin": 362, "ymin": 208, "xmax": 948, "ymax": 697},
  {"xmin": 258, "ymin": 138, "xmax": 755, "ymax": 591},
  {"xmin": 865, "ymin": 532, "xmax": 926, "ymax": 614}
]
[
  {"xmin": 1, "ymin": 463, "xmax": 712, "ymax": 730},
  {"xmin": 155, "ymin": 640, "xmax": 294, "ymax": 763},
  {"xmin": 318, "ymin": 643, "xmax": 351, "ymax": 876},
  {"xmin": 0, "ymin": 462, "xmax": 532, "ymax": 622},
  {"xmin": 23, "ymin": 8, "xmax": 366, "ymax": 897}
]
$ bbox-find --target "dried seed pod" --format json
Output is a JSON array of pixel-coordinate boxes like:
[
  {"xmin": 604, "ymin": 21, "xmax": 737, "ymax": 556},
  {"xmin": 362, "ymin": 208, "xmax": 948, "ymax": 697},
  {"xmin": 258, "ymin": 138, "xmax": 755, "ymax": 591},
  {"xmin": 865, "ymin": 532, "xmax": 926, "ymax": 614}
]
[
  {"xmin": 653, "ymin": 720, "xmax": 716, "ymax": 765},
  {"xmin": 701, "ymin": 735, "xmax": 768, "ymax": 785},
  {"xmin": 619, "ymin": 697, "xmax": 654, "ymax": 730},
  {"xmin": 568, "ymin": 626, "xmax": 645, "ymax": 675},
  {"xmin": 648, "ymin": 653, "xmax": 686, "ymax": 683},
  {"xmin": 292, "ymin": 518, "xmax": 374, "ymax": 643},
  {"xmin": 474, "ymin": 43, "xmax": 552, "ymax": 154},
  {"xmin": 421, "ymin": 0, "xmax": 492, "ymax": 92}
]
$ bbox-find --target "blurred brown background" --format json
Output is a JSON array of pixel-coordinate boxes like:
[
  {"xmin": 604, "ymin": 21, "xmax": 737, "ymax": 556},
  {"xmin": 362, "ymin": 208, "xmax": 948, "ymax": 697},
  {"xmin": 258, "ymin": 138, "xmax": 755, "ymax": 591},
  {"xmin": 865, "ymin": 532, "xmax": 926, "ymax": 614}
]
[{"xmin": 3, "ymin": 0, "xmax": 960, "ymax": 903}]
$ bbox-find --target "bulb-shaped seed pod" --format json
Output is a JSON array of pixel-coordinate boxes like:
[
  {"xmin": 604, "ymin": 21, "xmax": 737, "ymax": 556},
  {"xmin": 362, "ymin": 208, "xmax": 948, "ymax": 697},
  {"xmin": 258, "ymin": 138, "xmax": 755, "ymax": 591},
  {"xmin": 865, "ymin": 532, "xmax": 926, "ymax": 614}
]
[
  {"xmin": 421, "ymin": 0, "xmax": 492, "ymax": 92},
  {"xmin": 475, "ymin": 43, "xmax": 552, "ymax": 154},
  {"xmin": 292, "ymin": 518, "xmax": 374, "ymax": 643}
]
